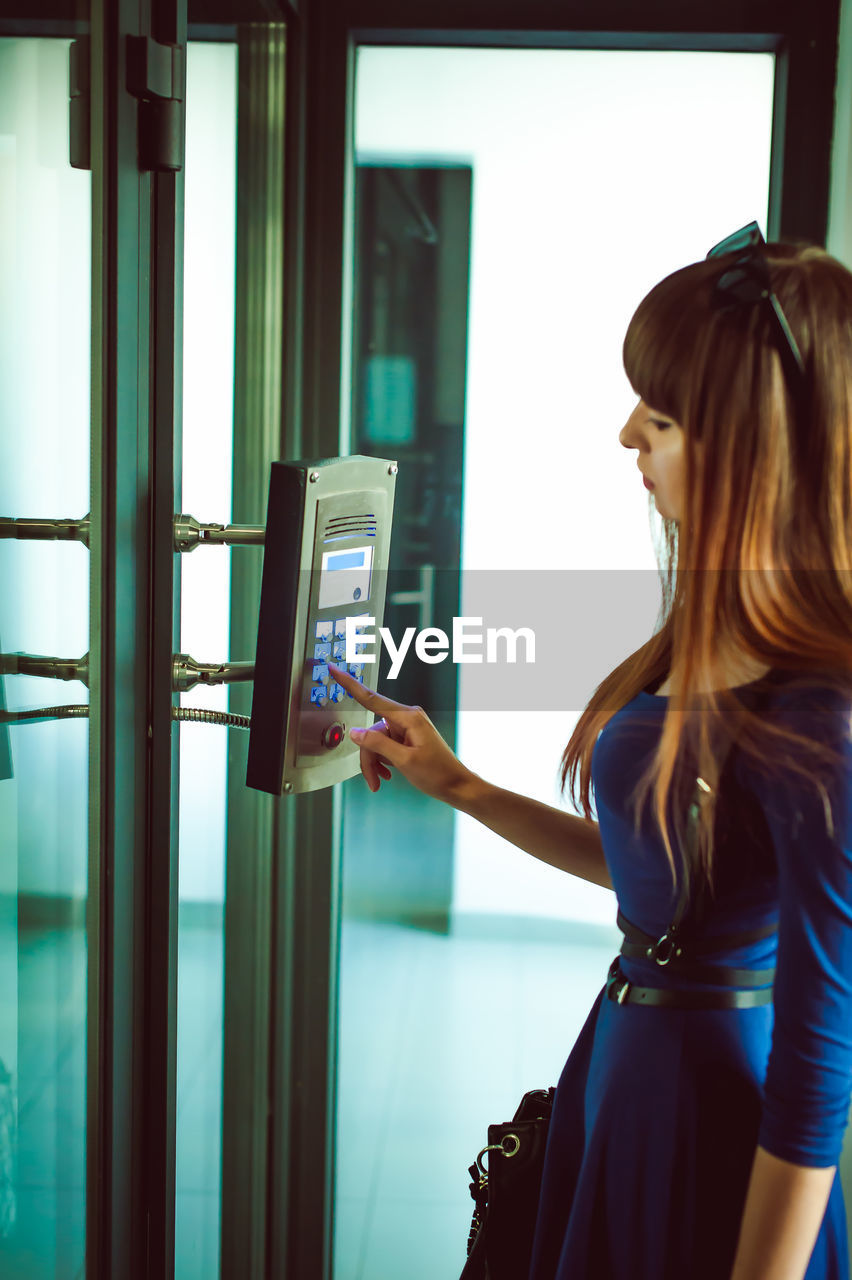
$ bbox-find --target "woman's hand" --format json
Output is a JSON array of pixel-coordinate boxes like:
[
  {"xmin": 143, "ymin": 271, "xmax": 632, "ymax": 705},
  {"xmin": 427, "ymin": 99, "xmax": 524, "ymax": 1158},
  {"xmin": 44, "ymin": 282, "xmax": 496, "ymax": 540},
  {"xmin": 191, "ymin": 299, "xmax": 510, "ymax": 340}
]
[{"xmin": 327, "ymin": 662, "xmax": 475, "ymax": 802}]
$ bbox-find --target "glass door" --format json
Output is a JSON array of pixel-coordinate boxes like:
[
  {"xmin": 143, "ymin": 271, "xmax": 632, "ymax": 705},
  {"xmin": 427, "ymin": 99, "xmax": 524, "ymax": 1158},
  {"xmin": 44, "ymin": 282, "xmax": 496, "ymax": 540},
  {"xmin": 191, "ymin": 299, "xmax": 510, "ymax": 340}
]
[
  {"xmin": 0, "ymin": 17, "xmax": 92, "ymax": 1278},
  {"xmin": 335, "ymin": 42, "xmax": 776, "ymax": 1279},
  {"xmin": 0, "ymin": 3, "xmax": 320, "ymax": 1277}
]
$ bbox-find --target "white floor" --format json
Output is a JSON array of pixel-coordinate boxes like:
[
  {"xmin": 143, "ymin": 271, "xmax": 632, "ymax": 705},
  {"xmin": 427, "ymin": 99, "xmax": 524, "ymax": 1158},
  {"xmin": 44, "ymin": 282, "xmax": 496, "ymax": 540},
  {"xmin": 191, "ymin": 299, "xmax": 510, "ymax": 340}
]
[{"xmin": 334, "ymin": 918, "xmax": 619, "ymax": 1280}]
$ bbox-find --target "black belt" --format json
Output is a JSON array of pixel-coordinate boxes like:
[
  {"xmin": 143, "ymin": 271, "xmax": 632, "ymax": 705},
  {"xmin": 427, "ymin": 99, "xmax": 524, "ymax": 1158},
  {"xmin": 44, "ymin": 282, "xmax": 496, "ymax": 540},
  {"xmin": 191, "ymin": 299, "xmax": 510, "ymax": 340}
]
[{"xmin": 605, "ymin": 909, "xmax": 778, "ymax": 1010}]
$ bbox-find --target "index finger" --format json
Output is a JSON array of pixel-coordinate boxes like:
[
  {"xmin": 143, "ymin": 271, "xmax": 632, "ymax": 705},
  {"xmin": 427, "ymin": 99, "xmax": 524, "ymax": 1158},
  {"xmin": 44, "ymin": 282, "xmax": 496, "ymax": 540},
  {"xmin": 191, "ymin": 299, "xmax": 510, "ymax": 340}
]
[{"xmin": 327, "ymin": 662, "xmax": 410, "ymax": 721}]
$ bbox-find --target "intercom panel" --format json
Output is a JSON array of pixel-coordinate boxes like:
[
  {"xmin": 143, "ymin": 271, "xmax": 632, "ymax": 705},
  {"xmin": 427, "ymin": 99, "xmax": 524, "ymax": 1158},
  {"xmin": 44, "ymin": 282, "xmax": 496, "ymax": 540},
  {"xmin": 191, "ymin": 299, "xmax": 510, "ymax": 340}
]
[{"xmin": 246, "ymin": 455, "xmax": 397, "ymax": 795}]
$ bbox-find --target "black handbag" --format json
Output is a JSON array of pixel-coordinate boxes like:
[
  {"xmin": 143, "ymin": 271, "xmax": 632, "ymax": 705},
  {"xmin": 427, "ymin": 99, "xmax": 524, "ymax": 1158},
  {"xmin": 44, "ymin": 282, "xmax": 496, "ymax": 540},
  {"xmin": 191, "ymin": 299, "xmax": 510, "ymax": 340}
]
[{"xmin": 460, "ymin": 1086, "xmax": 555, "ymax": 1280}]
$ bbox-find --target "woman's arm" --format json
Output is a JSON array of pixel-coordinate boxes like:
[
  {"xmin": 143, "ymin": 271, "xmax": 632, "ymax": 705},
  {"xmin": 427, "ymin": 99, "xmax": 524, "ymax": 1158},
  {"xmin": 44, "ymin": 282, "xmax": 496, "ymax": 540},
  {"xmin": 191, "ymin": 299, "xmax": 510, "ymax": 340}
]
[
  {"xmin": 328, "ymin": 662, "xmax": 613, "ymax": 890},
  {"xmin": 728, "ymin": 1147, "xmax": 836, "ymax": 1280},
  {"xmin": 737, "ymin": 685, "xmax": 852, "ymax": 1279},
  {"xmin": 447, "ymin": 771, "xmax": 612, "ymax": 889}
]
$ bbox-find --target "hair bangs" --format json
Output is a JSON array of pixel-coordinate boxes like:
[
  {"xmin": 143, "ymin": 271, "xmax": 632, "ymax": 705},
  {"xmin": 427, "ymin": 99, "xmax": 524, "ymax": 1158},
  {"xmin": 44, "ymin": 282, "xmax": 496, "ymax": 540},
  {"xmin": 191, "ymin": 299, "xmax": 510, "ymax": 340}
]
[{"xmin": 623, "ymin": 261, "xmax": 717, "ymax": 425}]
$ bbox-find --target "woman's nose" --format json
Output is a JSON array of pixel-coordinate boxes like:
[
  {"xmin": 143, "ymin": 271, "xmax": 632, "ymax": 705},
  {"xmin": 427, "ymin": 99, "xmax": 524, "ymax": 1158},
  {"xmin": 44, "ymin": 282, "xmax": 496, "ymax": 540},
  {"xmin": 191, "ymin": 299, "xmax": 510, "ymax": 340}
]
[
  {"xmin": 619, "ymin": 403, "xmax": 643, "ymax": 450},
  {"xmin": 619, "ymin": 419, "xmax": 638, "ymax": 450}
]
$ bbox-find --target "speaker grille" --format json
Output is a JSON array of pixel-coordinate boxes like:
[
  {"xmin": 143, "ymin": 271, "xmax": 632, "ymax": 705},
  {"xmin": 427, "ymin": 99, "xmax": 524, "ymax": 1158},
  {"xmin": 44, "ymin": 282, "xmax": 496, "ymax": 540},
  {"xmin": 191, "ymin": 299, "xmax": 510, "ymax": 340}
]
[{"xmin": 323, "ymin": 514, "xmax": 377, "ymax": 541}]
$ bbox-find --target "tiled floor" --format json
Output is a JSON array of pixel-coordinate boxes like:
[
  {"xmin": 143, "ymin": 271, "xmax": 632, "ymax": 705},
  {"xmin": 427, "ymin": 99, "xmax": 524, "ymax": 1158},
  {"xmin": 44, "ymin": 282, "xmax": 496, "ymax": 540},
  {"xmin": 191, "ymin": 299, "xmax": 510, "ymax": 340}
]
[
  {"xmin": 2, "ymin": 916, "xmax": 620, "ymax": 1280},
  {"xmin": 0, "ymin": 927, "xmax": 86, "ymax": 1280},
  {"xmin": 333, "ymin": 919, "xmax": 620, "ymax": 1280},
  {"xmin": 175, "ymin": 922, "xmax": 224, "ymax": 1280}
]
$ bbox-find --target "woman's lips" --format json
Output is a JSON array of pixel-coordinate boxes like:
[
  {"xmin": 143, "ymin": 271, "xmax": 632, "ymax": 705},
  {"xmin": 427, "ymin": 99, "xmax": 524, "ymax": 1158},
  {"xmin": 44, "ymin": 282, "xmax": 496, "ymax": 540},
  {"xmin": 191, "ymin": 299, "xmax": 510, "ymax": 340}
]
[{"xmin": 643, "ymin": 476, "xmax": 655, "ymax": 490}]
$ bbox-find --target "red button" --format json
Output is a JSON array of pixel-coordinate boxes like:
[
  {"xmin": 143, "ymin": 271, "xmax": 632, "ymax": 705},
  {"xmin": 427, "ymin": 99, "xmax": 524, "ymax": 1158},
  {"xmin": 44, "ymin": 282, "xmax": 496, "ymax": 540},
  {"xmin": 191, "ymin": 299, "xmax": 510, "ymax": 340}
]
[{"xmin": 322, "ymin": 722, "xmax": 344, "ymax": 750}]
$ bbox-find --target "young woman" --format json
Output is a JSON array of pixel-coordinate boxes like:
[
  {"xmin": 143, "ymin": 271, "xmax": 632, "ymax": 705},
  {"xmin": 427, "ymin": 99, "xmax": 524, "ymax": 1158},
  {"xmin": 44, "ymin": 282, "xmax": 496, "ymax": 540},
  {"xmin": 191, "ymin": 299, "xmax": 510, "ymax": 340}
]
[{"xmin": 328, "ymin": 224, "xmax": 852, "ymax": 1280}]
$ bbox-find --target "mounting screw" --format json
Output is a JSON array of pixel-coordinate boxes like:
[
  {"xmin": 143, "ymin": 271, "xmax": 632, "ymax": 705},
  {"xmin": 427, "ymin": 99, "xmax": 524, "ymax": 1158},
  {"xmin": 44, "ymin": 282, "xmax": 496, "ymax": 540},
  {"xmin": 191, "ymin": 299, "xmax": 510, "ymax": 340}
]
[
  {"xmin": 282, "ymin": 781, "xmax": 293, "ymax": 794},
  {"xmin": 388, "ymin": 463, "xmax": 398, "ymax": 475},
  {"xmin": 309, "ymin": 471, "xmax": 320, "ymax": 483}
]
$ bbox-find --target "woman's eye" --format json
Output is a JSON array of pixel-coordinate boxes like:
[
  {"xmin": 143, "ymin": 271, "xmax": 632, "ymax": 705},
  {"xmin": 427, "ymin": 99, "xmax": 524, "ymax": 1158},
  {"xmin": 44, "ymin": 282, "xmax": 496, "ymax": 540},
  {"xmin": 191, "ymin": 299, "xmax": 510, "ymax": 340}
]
[{"xmin": 650, "ymin": 418, "xmax": 671, "ymax": 431}]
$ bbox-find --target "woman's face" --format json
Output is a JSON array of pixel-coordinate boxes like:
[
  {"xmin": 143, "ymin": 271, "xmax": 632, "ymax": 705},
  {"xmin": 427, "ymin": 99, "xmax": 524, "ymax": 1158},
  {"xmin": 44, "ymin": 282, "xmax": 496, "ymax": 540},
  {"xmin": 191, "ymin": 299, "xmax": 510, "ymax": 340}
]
[{"xmin": 619, "ymin": 398, "xmax": 686, "ymax": 522}]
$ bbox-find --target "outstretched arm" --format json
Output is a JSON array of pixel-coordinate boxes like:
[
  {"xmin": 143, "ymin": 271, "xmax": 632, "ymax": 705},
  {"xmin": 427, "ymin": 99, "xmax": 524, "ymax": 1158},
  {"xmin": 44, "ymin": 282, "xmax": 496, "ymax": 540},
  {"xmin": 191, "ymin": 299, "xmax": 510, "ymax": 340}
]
[{"xmin": 329, "ymin": 662, "xmax": 613, "ymax": 889}]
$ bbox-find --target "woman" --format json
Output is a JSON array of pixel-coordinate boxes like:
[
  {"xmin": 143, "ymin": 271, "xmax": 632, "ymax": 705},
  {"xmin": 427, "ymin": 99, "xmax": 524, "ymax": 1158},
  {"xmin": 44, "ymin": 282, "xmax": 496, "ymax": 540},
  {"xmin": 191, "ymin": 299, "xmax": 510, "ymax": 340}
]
[{"xmin": 328, "ymin": 224, "xmax": 852, "ymax": 1279}]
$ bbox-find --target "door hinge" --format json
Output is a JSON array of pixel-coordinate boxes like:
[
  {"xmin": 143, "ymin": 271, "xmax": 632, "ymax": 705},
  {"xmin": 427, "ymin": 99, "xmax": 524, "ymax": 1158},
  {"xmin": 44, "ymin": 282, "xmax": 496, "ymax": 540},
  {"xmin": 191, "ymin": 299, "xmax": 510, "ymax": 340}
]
[
  {"xmin": 126, "ymin": 34, "xmax": 185, "ymax": 173},
  {"xmin": 69, "ymin": 37, "xmax": 91, "ymax": 170}
]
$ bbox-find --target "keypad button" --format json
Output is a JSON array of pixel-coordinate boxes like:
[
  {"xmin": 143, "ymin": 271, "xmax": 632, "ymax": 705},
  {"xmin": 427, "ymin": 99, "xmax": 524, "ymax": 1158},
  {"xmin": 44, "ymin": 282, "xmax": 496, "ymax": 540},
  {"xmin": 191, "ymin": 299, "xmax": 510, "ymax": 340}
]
[
  {"xmin": 322, "ymin": 722, "xmax": 344, "ymax": 750},
  {"xmin": 312, "ymin": 663, "xmax": 329, "ymax": 683},
  {"xmin": 315, "ymin": 619, "xmax": 333, "ymax": 641},
  {"xmin": 314, "ymin": 642, "xmax": 332, "ymax": 661},
  {"xmin": 330, "ymin": 684, "xmax": 345, "ymax": 703},
  {"xmin": 334, "ymin": 618, "xmax": 348, "ymax": 640},
  {"xmin": 332, "ymin": 640, "xmax": 346, "ymax": 661},
  {"xmin": 310, "ymin": 686, "xmax": 329, "ymax": 707}
]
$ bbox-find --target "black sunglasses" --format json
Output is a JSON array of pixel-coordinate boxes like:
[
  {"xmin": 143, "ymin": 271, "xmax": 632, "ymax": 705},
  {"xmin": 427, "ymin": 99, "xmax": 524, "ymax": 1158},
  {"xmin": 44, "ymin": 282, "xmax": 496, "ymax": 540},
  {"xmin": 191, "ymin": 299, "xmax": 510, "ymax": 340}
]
[{"xmin": 706, "ymin": 221, "xmax": 806, "ymax": 391}]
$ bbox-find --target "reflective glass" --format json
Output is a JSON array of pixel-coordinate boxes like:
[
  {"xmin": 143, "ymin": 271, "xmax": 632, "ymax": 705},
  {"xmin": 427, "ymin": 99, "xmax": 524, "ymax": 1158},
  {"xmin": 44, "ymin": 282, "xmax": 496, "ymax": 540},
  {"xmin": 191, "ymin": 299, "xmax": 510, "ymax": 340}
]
[{"xmin": 0, "ymin": 32, "xmax": 91, "ymax": 1280}]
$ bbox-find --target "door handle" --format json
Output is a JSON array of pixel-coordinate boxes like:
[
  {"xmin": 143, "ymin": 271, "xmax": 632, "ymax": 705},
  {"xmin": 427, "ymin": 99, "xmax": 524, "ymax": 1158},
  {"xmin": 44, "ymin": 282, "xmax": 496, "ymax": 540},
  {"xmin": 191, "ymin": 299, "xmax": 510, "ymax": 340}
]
[{"xmin": 387, "ymin": 564, "xmax": 435, "ymax": 633}]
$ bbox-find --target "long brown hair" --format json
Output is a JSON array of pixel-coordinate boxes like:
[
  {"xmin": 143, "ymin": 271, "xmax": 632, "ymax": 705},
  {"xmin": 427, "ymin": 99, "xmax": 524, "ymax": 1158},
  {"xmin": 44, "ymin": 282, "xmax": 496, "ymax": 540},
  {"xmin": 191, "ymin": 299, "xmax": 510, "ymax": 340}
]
[{"xmin": 561, "ymin": 241, "xmax": 852, "ymax": 903}]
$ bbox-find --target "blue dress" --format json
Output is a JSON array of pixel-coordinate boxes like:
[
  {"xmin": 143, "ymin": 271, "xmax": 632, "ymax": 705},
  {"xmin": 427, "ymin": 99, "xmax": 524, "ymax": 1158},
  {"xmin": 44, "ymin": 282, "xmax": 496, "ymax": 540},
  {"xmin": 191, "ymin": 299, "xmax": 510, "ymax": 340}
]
[{"xmin": 529, "ymin": 670, "xmax": 852, "ymax": 1280}]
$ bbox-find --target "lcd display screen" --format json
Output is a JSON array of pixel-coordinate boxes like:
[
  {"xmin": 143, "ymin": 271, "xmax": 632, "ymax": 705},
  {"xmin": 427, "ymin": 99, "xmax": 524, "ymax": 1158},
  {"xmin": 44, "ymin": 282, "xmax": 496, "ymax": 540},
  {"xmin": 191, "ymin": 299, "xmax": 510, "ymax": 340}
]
[{"xmin": 318, "ymin": 545, "xmax": 373, "ymax": 609}]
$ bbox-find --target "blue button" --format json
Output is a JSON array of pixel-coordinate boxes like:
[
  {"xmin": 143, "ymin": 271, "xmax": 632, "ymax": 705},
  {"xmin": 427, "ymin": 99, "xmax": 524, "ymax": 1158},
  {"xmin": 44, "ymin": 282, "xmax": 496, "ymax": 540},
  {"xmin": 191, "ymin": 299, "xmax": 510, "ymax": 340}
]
[
  {"xmin": 310, "ymin": 686, "xmax": 328, "ymax": 706},
  {"xmin": 314, "ymin": 642, "xmax": 332, "ymax": 661},
  {"xmin": 315, "ymin": 619, "xmax": 333, "ymax": 641},
  {"xmin": 313, "ymin": 663, "xmax": 329, "ymax": 683}
]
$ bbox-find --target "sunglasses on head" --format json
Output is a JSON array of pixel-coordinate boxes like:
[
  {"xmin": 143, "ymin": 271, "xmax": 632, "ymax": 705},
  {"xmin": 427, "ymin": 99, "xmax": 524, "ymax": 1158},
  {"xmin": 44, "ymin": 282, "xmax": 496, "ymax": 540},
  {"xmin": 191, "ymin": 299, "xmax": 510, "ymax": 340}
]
[{"xmin": 705, "ymin": 221, "xmax": 806, "ymax": 394}]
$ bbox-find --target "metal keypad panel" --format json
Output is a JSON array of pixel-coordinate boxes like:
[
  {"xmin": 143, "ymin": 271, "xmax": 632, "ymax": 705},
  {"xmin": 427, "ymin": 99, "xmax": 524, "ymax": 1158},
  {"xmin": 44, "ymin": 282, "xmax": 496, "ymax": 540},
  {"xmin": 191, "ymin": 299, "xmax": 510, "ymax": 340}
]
[{"xmin": 309, "ymin": 616, "xmax": 369, "ymax": 707}]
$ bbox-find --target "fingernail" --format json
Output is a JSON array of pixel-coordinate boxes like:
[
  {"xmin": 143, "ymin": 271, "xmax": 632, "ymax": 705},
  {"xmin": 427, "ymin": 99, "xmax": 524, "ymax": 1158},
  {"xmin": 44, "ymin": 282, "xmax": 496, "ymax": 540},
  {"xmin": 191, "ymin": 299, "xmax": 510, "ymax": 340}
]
[{"xmin": 350, "ymin": 728, "xmax": 365, "ymax": 740}]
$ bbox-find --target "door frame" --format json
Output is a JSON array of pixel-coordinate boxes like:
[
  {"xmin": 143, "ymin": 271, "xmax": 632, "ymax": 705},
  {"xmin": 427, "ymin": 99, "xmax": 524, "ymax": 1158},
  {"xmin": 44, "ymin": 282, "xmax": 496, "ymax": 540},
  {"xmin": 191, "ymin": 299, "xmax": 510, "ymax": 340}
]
[{"xmin": 87, "ymin": 0, "xmax": 185, "ymax": 1274}]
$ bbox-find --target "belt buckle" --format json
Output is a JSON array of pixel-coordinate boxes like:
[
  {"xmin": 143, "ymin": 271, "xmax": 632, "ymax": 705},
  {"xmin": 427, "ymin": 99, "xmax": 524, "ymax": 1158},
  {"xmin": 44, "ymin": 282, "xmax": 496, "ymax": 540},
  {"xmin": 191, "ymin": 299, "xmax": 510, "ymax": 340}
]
[
  {"xmin": 607, "ymin": 959, "xmax": 632, "ymax": 1005},
  {"xmin": 647, "ymin": 929, "xmax": 682, "ymax": 967}
]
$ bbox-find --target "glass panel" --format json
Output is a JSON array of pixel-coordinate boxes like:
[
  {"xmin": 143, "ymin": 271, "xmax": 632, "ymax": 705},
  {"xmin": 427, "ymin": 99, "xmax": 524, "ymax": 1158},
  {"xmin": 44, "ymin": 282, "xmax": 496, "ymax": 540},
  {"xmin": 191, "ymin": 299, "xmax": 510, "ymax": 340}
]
[
  {"xmin": 336, "ymin": 46, "xmax": 775, "ymax": 1277},
  {"xmin": 174, "ymin": 38, "xmax": 237, "ymax": 1280},
  {"xmin": 0, "ymin": 31, "xmax": 91, "ymax": 1280}
]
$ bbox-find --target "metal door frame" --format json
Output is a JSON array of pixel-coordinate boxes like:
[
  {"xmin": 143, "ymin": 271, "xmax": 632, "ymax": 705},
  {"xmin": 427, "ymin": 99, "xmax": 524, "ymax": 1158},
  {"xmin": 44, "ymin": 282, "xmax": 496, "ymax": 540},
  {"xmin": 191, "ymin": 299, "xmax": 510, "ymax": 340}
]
[{"xmin": 87, "ymin": 0, "xmax": 184, "ymax": 1273}]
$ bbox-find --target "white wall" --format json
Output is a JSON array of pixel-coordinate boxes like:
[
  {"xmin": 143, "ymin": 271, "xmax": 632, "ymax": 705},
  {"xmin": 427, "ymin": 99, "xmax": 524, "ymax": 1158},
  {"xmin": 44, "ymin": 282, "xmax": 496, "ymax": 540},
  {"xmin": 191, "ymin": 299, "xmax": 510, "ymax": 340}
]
[
  {"xmin": 0, "ymin": 39, "xmax": 91, "ymax": 901},
  {"xmin": 355, "ymin": 46, "xmax": 775, "ymax": 925},
  {"xmin": 829, "ymin": 0, "xmax": 852, "ymax": 267},
  {"xmin": 0, "ymin": 39, "xmax": 236, "ymax": 910},
  {"xmin": 177, "ymin": 41, "xmax": 238, "ymax": 905}
]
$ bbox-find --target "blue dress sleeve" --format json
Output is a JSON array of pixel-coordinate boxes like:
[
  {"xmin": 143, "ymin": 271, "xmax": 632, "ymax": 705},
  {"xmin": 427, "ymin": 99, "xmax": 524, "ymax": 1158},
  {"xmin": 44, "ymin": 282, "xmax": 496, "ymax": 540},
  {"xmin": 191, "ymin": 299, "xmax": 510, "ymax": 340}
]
[{"xmin": 755, "ymin": 684, "xmax": 852, "ymax": 1167}]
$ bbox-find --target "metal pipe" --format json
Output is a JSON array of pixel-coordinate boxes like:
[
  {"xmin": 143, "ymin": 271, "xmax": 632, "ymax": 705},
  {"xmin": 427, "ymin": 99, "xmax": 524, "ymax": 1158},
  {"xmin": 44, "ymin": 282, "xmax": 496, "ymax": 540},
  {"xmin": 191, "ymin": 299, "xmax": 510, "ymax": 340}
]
[
  {"xmin": 0, "ymin": 515, "xmax": 91, "ymax": 547},
  {"xmin": 173, "ymin": 514, "xmax": 265, "ymax": 551},
  {"xmin": 172, "ymin": 654, "xmax": 256, "ymax": 693},
  {"xmin": 0, "ymin": 652, "xmax": 90, "ymax": 685}
]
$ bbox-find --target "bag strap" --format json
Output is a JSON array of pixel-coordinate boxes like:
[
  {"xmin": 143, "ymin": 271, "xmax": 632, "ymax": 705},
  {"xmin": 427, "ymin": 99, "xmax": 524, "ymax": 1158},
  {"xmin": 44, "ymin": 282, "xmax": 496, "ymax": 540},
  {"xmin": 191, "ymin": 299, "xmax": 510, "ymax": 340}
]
[
  {"xmin": 625, "ymin": 673, "xmax": 789, "ymax": 965},
  {"xmin": 655, "ymin": 723, "xmax": 739, "ymax": 956}
]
